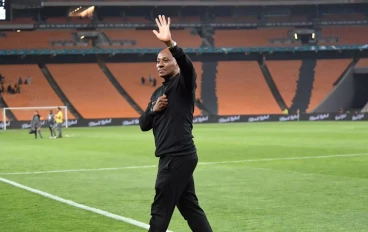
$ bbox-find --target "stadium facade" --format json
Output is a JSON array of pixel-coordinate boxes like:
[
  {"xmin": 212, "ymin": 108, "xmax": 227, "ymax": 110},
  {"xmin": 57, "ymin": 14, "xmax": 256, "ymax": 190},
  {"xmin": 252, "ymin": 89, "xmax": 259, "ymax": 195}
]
[{"xmin": 1, "ymin": 0, "xmax": 368, "ymax": 129}]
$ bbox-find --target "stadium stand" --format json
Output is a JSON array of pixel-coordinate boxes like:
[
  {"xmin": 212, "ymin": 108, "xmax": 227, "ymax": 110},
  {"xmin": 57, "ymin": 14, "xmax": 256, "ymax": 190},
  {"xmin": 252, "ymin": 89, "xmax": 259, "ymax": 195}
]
[
  {"xmin": 0, "ymin": 17, "xmax": 35, "ymax": 24},
  {"xmin": 267, "ymin": 60, "xmax": 302, "ymax": 108},
  {"xmin": 308, "ymin": 59, "xmax": 352, "ymax": 112},
  {"xmin": 47, "ymin": 64, "xmax": 139, "ymax": 119},
  {"xmin": 320, "ymin": 26, "xmax": 368, "ymax": 45},
  {"xmin": 216, "ymin": 61, "xmax": 280, "ymax": 115},
  {"xmin": 106, "ymin": 62, "xmax": 203, "ymax": 116},
  {"xmin": 321, "ymin": 13, "xmax": 366, "ymax": 22},
  {"xmin": 213, "ymin": 28, "xmax": 294, "ymax": 47},
  {"xmin": 0, "ymin": 64, "xmax": 75, "ymax": 121},
  {"xmin": 356, "ymin": 59, "xmax": 368, "ymax": 67},
  {"xmin": 103, "ymin": 29, "xmax": 203, "ymax": 48},
  {"xmin": 0, "ymin": 30, "xmax": 83, "ymax": 50}
]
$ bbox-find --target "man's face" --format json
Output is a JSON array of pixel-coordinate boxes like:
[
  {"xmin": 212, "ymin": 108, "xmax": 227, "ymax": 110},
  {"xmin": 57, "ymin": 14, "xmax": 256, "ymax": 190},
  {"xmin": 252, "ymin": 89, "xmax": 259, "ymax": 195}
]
[
  {"xmin": 156, "ymin": 50, "xmax": 178, "ymax": 78},
  {"xmin": 34, "ymin": 112, "xmax": 37, "ymax": 115}
]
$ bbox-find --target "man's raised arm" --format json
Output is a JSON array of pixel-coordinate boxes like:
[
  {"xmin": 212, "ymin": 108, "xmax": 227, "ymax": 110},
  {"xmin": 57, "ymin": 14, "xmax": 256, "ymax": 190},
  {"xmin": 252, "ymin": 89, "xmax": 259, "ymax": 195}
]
[{"xmin": 169, "ymin": 45, "xmax": 196, "ymax": 90}]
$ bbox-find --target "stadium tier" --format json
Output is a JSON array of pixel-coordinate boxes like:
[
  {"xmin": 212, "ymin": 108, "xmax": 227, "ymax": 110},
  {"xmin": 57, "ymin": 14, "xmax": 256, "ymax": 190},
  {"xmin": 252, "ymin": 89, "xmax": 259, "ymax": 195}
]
[
  {"xmin": 308, "ymin": 59, "xmax": 352, "ymax": 112},
  {"xmin": 356, "ymin": 59, "xmax": 368, "ymax": 67},
  {"xmin": 0, "ymin": 30, "xmax": 87, "ymax": 50},
  {"xmin": 0, "ymin": 3, "xmax": 367, "ymax": 122},
  {"xmin": 47, "ymin": 63, "xmax": 139, "ymax": 119},
  {"xmin": 216, "ymin": 61, "xmax": 280, "ymax": 115},
  {"xmin": 0, "ymin": 64, "xmax": 75, "ymax": 121},
  {"xmin": 267, "ymin": 60, "xmax": 302, "ymax": 108},
  {"xmin": 320, "ymin": 26, "xmax": 368, "ymax": 45},
  {"xmin": 102, "ymin": 29, "xmax": 202, "ymax": 48},
  {"xmin": 106, "ymin": 62, "xmax": 203, "ymax": 116},
  {"xmin": 0, "ymin": 26, "xmax": 367, "ymax": 51},
  {"xmin": 213, "ymin": 28, "xmax": 294, "ymax": 47},
  {"xmin": 0, "ymin": 58, "xmax": 362, "ymax": 120}
]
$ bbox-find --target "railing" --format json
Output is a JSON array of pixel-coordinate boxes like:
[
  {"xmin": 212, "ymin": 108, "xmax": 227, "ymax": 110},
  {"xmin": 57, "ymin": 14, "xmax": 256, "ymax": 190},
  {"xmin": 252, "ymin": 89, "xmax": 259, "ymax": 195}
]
[
  {"xmin": 0, "ymin": 44, "xmax": 367, "ymax": 55},
  {"xmin": 1, "ymin": 19, "xmax": 368, "ymax": 30}
]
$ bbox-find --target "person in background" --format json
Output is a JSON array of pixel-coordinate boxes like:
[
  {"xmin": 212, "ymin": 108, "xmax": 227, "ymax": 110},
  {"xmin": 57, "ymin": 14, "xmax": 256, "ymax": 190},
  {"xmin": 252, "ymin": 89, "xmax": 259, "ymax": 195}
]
[
  {"xmin": 27, "ymin": 76, "xmax": 32, "ymax": 85},
  {"xmin": 55, "ymin": 107, "xmax": 63, "ymax": 138},
  {"xmin": 47, "ymin": 110, "xmax": 57, "ymax": 138},
  {"xmin": 16, "ymin": 84, "xmax": 21, "ymax": 94},
  {"xmin": 7, "ymin": 84, "xmax": 14, "ymax": 94},
  {"xmin": 18, "ymin": 77, "xmax": 23, "ymax": 85},
  {"xmin": 29, "ymin": 111, "xmax": 43, "ymax": 139}
]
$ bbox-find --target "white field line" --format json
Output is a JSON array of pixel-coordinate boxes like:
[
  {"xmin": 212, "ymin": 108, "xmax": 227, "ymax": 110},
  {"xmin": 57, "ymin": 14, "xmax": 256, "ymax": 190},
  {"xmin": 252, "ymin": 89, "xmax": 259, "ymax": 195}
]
[
  {"xmin": 0, "ymin": 153, "xmax": 367, "ymax": 176},
  {"xmin": 0, "ymin": 177, "xmax": 172, "ymax": 232}
]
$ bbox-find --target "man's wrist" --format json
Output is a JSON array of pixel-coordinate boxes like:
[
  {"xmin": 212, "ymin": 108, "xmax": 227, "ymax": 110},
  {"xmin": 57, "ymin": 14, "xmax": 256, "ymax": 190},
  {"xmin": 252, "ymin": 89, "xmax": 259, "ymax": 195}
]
[
  {"xmin": 165, "ymin": 39, "xmax": 176, "ymax": 48},
  {"xmin": 149, "ymin": 107, "xmax": 157, "ymax": 116}
]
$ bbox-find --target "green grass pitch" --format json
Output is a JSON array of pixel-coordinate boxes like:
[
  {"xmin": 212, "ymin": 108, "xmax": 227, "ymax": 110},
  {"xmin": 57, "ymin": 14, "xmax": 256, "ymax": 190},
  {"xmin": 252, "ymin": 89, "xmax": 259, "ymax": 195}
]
[{"xmin": 0, "ymin": 122, "xmax": 367, "ymax": 232}]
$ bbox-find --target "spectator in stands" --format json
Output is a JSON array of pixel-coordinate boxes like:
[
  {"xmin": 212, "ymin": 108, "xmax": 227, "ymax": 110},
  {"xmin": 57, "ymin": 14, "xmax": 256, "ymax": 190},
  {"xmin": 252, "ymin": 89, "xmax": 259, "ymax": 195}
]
[
  {"xmin": 7, "ymin": 84, "xmax": 14, "ymax": 94},
  {"xmin": 148, "ymin": 74, "xmax": 153, "ymax": 82},
  {"xmin": 27, "ymin": 76, "xmax": 32, "ymax": 85},
  {"xmin": 141, "ymin": 76, "xmax": 145, "ymax": 85},
  {"xmin": 13, "ymin": 84, "xmax": 20, "ymax": 94},
  {"xmin": 0, "ymin": 74, "xmax": 4, "ymax": 84},
  {"xmin": 18, "ymin": 77, "xmax": 23, "ymax": 85},
  {"xmin": 16, "ymin": 84, "xmax": 21, "ymax": 94},
  {"xmin": 152, "ymin": 78, "xmax": 156, "ymax": 87}
]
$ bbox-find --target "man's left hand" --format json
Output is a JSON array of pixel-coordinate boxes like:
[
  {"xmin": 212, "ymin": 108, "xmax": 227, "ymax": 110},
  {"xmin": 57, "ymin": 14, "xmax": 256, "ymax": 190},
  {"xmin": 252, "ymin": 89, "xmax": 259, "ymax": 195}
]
[{"xmin": 153, "ymin": 15, "xmax": 175, "ymax": 47}]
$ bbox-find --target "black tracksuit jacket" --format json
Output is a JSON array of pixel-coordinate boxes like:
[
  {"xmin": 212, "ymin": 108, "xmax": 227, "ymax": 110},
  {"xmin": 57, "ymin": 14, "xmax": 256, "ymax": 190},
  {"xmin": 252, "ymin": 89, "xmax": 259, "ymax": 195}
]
[{"xmin": 139, "ymin": 45, "xmax": 197, "ymax": 157}]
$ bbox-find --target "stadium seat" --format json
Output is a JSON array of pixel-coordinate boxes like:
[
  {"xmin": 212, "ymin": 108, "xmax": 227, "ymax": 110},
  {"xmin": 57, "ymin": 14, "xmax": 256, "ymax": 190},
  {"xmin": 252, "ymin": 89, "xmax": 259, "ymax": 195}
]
[
  {"xmin": 0, "ymin": 30, "xmax": 80, "ymax": 50},
  {"xmin": 214, "ymin": 28, "xmax": 293, "ymax": 47},
  {"xmin": 48, "ymin": 63, "xmax": 139, "ymax": 119},
  {"xmin": 320, "ymin": 26, "xmax": 368, "ymax": 45},
  {"xmin": 356, "ymin": 59, "xmax": 368, "ymax": 67},
  {"xmin": 103, "ymin": 29, "xmax": 202, "ymax": 48},
  {"xmin": 216, "ymin": 61, "xmax": 280, "ymax": 115},
  {"xmin": 106, "ymin": 62, "xmax": 203, "ymax": 116},
  {"xmin": 267, "ymin": 60, "xmax": 302, "ymax": 108},
  {"xmin": 308, "ymin": 59, "xmax": 352, "ymax": 112}
]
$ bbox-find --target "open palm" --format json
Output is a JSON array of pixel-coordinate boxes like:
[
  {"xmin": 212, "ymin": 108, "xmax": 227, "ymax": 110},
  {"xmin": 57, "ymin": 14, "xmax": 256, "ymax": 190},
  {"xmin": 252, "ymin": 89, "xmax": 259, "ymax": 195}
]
[{"xmin": 153, "ymin": 15, "xmax": 172, "ymax": 43}]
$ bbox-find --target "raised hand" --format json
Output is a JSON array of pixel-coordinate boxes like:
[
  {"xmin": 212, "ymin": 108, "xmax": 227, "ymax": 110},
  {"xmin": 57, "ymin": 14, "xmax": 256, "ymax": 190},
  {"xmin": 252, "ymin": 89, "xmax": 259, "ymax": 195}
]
[
  {"xmin": 153, "ymin": 94, "xmax": 168, "ymax": 113},
  {"xmin": 153, "ymin": 15, "xmax": 174, "ymax": 45}
]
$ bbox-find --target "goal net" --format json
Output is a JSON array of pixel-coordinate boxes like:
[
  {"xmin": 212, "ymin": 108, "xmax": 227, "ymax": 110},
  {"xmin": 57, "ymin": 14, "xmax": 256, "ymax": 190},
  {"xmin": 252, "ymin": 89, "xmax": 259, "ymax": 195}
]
[{"xmin": 2, "ymin": 106, "xmax": 69, "ymax": 130}]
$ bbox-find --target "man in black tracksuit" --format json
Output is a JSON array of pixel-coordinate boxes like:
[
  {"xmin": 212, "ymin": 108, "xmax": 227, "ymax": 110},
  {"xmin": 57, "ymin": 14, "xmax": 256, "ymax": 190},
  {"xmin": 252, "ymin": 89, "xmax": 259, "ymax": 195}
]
[{"xmin": 139, "ymin": 15, "xmax": 213, "ymax": 232}]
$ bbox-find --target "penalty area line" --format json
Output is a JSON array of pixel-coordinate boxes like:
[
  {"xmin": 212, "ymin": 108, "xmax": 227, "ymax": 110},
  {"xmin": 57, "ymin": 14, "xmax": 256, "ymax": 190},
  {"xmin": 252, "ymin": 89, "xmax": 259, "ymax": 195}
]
[
  {"xmin": 0, "ymin": 177, "xmax": 173, "ymax": 232},
  {"xmin": 1, "ymin": 153, "xmax": 367, "ymax": 176}
]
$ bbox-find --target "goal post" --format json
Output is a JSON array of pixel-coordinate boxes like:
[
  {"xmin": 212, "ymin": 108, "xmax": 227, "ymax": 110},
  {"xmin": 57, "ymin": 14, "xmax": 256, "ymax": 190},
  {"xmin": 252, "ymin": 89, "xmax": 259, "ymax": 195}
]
[{"xmin": 2, "ymin": 106, "xmax": 68, "ymax": 130}]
